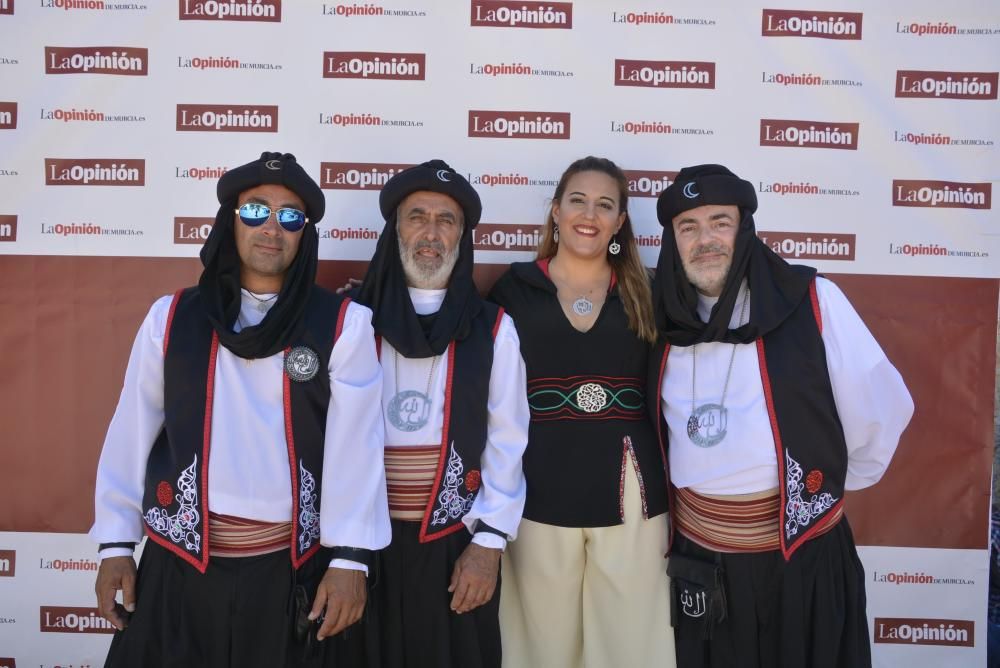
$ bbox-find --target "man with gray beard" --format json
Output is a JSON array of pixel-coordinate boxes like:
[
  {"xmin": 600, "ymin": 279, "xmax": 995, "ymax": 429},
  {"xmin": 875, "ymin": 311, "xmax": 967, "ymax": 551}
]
[
  {"xmin": 354, "ymin": 160, "xmax": 529, "ymax": 668},
  {"xmin": 649, "ymin": 164, "xmax": 912, "ymax": 668}
]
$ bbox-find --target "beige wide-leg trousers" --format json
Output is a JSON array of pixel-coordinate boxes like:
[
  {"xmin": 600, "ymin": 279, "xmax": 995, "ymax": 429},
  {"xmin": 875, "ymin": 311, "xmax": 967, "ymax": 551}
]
[{"xmin": 500, "ymin": 452, "xmax": 675, "ymax": 668}]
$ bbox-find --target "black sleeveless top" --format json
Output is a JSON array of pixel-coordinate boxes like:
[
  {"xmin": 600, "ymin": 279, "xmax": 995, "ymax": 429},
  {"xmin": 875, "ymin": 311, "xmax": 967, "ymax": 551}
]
[{"xmin": 490, "ymin": 261, "xmax": 669, "ymax": 527}]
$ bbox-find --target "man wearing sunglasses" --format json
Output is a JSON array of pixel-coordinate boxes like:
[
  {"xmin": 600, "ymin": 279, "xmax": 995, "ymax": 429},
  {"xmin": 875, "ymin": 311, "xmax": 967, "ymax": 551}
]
[
  {"xmin": 354, "ymin": 160, "xmax": 529, "ymax": 668},
  {"xmin": 90, "ymin": 152, "xmax": 390, "ymax": 666}
]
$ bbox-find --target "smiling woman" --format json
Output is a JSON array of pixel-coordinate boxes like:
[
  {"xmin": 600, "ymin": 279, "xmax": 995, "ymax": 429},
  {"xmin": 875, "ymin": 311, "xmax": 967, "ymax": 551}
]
[
  {"xmin": 488, "ymin": 156, "xmax": 674, "ymax": 668},
  {"xmin": 532, "ymin": 158, "xmax": 656, "ymax": 341}
]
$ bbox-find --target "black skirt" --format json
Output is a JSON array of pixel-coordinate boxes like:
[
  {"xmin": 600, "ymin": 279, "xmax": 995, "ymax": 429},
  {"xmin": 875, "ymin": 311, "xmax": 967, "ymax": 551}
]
[
  {"xmin": 369, "ymin": 520, "xmax": 501, "ymax": 668},
  {"xmin": 672, "ymin": 518, "xmax": 871, "ymax": 668},
  {"xmin": 104, "ymin": 540, "xmax": 369, "ymax": 668}
]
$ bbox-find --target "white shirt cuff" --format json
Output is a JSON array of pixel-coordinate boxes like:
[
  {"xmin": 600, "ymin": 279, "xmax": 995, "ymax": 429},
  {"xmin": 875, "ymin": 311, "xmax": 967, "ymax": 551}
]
[
  {"xmin": 329, "ymin": 558, "xmax": 368, "ymax": 575},
  {"xmin": 471, "ymin": 532, "xmax": 507, "ymax": 551},
  {"xmin": 98, "ymin": 547, "xmax": 136, "ymax": 562}
]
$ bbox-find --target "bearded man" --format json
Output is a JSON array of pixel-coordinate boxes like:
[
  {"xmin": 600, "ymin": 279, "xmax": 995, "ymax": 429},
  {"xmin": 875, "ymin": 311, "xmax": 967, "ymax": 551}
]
[
  {"xmin": 354, "ymin": 159, "xmax": 529, "ymax": 668},
  {"xmin": 650, "ymin": 164, "xmax": 913, "ymax": 668}
]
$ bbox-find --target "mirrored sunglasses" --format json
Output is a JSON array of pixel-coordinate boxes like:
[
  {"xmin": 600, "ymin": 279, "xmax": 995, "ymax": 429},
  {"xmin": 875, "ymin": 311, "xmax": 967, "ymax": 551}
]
[{"xmin": 235, "ymin": 202, "xmax": 308, "ymax": 232}]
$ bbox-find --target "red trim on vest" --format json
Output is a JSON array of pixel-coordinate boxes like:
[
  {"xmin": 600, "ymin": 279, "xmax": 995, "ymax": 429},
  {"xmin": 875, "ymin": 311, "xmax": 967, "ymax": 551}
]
[
  {"xmin": 336, "ymin": 298, "xmax": 351, "ymax": 341},
  {"xmin": 287, "ymin": 297, "xmax": 350, "ymax": 569},
  {"xmin": 197, "ymin": 333, "xmax": 218, "ymax": 572},
  {"xmin": 418, "ymin": 342, "xmax": 459, "ymax": 543},
  {"xmin": 797, "ymin": 498, "xmax": 844, "ymax": 543},
  {"xmin": 146, "ymin": 304, "xmax": 217, "ymax": 573},
  {"xmin": 422, "ymin": 518, "xmax": 466, "ymax": 543},
  {"xmin": 756, "ymin": 338, "xmax": 799, "ymax": 562},
  {"xmin": 492, "ymin": 307, "xmax": 505, "ymax": 339},
  {"xmin": 283, "ymin": 351, "xmax": 301, "ymax": 567},
  {"xmin": 654, "ymin": 346, "xmax": 670, "ymax": 472},
  {"xmin": 163, "ymin": 289, "xmax": 184, "ymax": 356},
  {"xmin": 618, "ymin": 441, "xmax": 629, "ymax": 522},
  {"xmin": 756, "ymin": 335, "xmax": 840, "ymax": 560},
  {"xmin": 655, "ymin": 343, "xmax": 675, "ymax": 555},
  {"xmin": 809, "ymin": 279, "xmax": 822, "ymax": 334},
  {"xmin": 532, "ymin": 373, "xmax": 641, "ymax": 383},
  {"xmin": 375, "ymin": 336, "xmax": 382, "ymax": 358},
  {"xmin": 143, "ymin": 525, "xmax": 203, "ymax": 571}
]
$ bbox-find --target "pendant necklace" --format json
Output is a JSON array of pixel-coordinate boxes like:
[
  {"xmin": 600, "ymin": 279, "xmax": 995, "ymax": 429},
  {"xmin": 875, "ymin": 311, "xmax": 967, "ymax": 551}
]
[
  {"xmin": 551, "ymin": 258, "xmax": 604, "ymax": 317},
  {"xmin": 245, "ymin": 289, "xmax": 278, "ymax": 313},
  {"xmin": 686, "ymin": 287, "xmax": 750, "ymax": 448},
  {"xmin": 568, "ymin": 281, "xmax": 601, "ymax": 317},
  {"xmin": 386, "ymin": 348, "xmax": 439, "ymax": 432},
  {"xmin": 572, "ymin": 296, "xmax": 593, "ymax": 316}
]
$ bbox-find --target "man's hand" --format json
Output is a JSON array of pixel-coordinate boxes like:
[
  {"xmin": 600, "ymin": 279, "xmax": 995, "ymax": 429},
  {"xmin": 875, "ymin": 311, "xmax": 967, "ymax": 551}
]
[
  {"xmin": 95, "ymin": 556, "xmax": 137, "ymax": 631},
  {"xmin": 335, "ymin": 278, "xmax": 362, "ymax": 295},
  {"xmin": 309, "ymin": 567, "xmax": 367, "ymax": 641},
  {"xmin": 448, "ymin": 543, "xmax": 501, "ymax": 614}
]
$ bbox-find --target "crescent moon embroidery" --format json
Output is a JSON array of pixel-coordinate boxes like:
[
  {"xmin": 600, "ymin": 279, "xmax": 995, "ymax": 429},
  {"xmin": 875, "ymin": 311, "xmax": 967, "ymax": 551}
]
[
  {"xmin": 265, "ymin": 159, "xmax": 281, "ymax": 171},
  {"xmin": 436, "ymin": 169, "xmax": 452, "ymax": 182},
  {"xmin": 682, "ymin": 182, "xmax": 699, "ymax": 199}
]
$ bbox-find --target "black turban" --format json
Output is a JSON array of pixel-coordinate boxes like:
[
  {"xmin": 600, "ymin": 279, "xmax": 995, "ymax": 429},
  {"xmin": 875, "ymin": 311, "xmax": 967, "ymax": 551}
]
[
  {"xmin": 356, "ymin": 159, "xmax": 483, "ymax": 358},
  {"xmin": 217, "ymin": 151, "xmax": 325, "ymax": 223},
  {"xmin": 652, "ymin": 163, "xmax": 814, "ymax": 346},
  {"xmin": 656, "ymin": 164, "xmax": 757, "ymax": 227},
  {"xmin": 378, "ymin": 159, "xmax": 482, "ymax": 228},
  {"xmin": 199, "ymin": 151, "xmax": 323, "ymax": 359}
]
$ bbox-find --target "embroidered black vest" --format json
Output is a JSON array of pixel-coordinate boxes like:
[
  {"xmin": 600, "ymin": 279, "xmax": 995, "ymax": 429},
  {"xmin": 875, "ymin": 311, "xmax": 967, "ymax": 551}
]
[
  {"xmin": 141, "ymin": 286, "xmax": 350, "ymax": 573},
  {"xmin": 490, "ymin": 261, "xmax": 669, "ymax": 528},
  {"xmin": 650, "ymin": 279, "xmax": 847, "ymax": 561},
  {"xmin": 382, "ymin": 302, "xmax": 502, "ymax": 543},
  {"xmin": 490, "ymin": 260, "xmax": 668, "ymax": 528}
]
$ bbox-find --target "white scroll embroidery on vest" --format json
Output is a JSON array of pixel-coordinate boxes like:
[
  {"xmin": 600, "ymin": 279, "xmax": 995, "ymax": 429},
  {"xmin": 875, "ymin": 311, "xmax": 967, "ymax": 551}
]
[
  {"xmin": 145, "ymin": 455, "xmax": 202, "ymax": 553},
  {"xmin": 784, "ymin": 451, "xmax": 837, "ymax": 540},
  {"xmin": 431, "ymin": 442, "xmax": 475, "ymax": 526},
  {"xmin": 298, "ymin": 460, "xmax": 321, "ymax": 554}
]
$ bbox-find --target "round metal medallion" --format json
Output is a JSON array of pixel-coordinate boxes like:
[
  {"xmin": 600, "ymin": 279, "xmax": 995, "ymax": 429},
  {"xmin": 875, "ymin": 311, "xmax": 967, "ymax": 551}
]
[
  {"xmin": 285, "ymin": 346, "xmax": 320, "ymax": 382},
  {"xmin": 387, "ymin": 390, "xmax": 432, "ymax": 432},
  {"xmin": 686, "ymin": 403, "xmax": 727, "ymax": 448},
  {"xmin": 572, "ymin": 297, "xmax": 593, "ymax": 316}
]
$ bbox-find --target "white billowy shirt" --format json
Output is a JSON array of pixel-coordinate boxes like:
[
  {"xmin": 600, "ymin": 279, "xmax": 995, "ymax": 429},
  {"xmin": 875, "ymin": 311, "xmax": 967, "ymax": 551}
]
[
  {"xmin": 90, "ymin": 289, "xmax": 391, "ymax": 572},
  {"xmin": 380, "ymin": 287, "xmax": 529, "ymax": 550},
  {"xmin": 662, "ymin": 277, "xmax": 913, "ymax": 495}
]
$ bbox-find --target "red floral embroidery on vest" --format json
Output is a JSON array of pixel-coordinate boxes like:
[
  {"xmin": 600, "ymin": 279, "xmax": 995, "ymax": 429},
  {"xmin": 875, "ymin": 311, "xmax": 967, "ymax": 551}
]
[
  {"xmin": 805, "ymin": 469, "xmax": 824, "ymax": 494},
  {"xmin": 156, "ymin": 481, "xmax": 173, "ymax": 507},
  {"xmin": 465, "ymin": 470, "xmax": 481, "ymax": 492}
]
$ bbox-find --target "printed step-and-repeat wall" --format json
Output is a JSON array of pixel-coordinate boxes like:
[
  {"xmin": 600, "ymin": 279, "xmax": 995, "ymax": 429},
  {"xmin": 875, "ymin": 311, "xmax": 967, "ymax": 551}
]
[{"xmin": 0, "ymin": 1, "xmax": 997, "ymax": 665}]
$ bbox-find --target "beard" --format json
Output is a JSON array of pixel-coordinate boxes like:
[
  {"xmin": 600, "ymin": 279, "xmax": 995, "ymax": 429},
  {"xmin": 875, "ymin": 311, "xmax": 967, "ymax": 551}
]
[
  {"xmin": 683, "ymin": 242, "xmax": 732, "ymax": 297},
  {"xmin": 398, "ymin": 235, "xmax": 460, "ymax": 289}
]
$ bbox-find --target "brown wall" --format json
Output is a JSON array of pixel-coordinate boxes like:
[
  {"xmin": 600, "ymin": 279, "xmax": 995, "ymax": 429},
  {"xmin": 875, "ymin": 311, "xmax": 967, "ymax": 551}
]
[
  {"xmin": 833, "ymin": 274, "xmax": 996, "ymax": 548},
  {"xmin": 0, "ymin": 256, "xmax": 995, "ymax": 549}
]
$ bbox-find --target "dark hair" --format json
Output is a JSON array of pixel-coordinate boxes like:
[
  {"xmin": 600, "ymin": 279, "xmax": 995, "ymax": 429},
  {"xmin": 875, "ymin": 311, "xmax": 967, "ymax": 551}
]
[{"xmin": 537, "ymin": 156, "xmax": 656, "ymax": 343}]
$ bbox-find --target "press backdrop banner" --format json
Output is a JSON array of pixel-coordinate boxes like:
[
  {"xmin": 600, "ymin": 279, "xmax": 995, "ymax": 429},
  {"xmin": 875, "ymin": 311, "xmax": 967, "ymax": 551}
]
[{"xmin": 0, "ymin": 1, "xmax": 997, "ymax": 666}]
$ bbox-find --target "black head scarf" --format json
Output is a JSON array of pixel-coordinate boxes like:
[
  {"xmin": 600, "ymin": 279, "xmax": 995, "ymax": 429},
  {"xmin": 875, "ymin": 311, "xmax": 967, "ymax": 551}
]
[
  {"xmin": 198, "ymin": 151, "xmax": 325, "ymax": 359},
  {"xmin": 355, "ymin": 159, "xmax": 483, "ymax": 359},
  {"xmin": 652, "ymin": 164, "xmax": 815, "ymax": 346}
]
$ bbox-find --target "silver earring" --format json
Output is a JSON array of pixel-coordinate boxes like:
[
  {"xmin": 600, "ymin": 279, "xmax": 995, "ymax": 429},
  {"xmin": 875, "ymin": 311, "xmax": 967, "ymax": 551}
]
[
  {"xmin": 553, "ymin": 225, "xmax": 559, "ymax": 243},
  {"xmin": 608, "ymin": 235, "xmax": 621, "ymax": 255}
]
